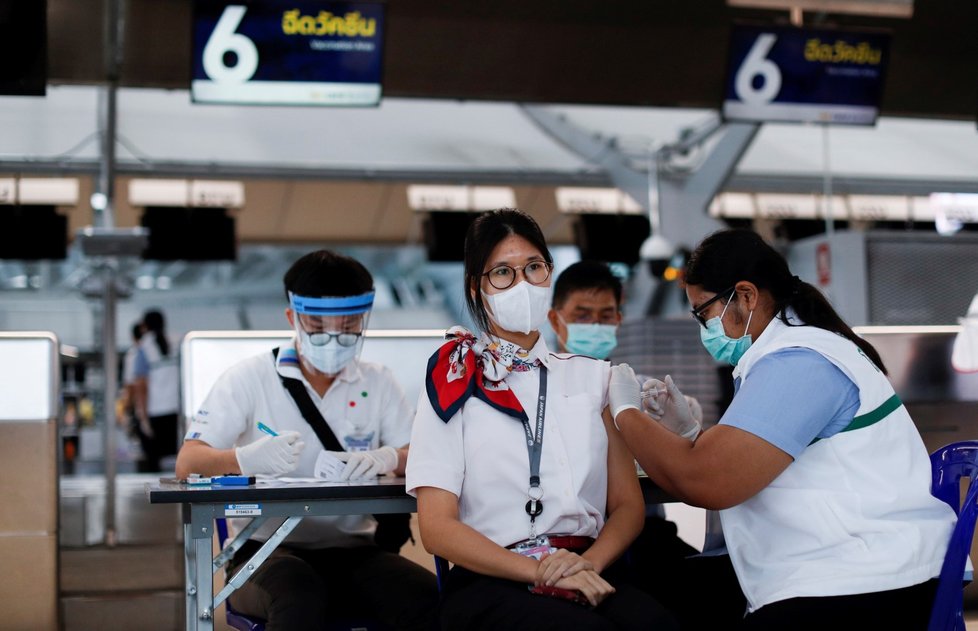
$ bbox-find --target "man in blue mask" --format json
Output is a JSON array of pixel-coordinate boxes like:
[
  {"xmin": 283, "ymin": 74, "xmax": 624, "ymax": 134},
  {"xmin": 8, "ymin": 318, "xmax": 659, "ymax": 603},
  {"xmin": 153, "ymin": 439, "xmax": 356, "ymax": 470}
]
[
  {"xmin": 549, "ymin": 260, "xmax": 709, "ymax": 617},
  {"xmin": 547, "ymin": 260, "xmax": 623, "ymax": 359}
]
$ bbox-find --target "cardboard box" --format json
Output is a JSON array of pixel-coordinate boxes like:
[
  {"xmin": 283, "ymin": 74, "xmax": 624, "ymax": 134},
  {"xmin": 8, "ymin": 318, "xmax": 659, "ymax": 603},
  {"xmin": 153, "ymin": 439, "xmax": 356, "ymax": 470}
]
[
  {"xmin": 0, "ymin": 421, "xmax": 57, "ymax": 533},
  {"xmin": 0, "ymin": 534, "xmax": 57, "ymax": 630}
]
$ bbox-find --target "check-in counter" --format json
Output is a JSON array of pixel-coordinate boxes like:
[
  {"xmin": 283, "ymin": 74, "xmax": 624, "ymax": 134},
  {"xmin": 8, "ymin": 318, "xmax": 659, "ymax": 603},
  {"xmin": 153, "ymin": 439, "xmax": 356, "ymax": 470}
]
[{"xmin": 0, "ymin": 332, "xmax": 60, "ymax": 630}]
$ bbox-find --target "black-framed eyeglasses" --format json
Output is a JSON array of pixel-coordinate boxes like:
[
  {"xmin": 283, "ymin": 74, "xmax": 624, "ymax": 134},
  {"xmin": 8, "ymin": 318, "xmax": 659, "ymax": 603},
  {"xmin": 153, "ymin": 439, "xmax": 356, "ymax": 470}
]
[
  {"xmin": 306, "ymin": 331, "xmax": 363, "ymax": 347},
  {"xmin": 690, "ymin": 286, "xmax": 735, "ymax": 328},
  {"xmin": 481, "ymin": 260, "xmax": 553, "ymax": 290}
]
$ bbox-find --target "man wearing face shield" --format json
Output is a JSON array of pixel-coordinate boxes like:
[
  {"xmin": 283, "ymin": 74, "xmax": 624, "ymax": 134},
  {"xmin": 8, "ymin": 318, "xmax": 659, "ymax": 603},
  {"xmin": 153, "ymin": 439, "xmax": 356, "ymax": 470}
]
[{"xmin": 175, "ymin": 250, "xmax": 437, "ymax": 631}]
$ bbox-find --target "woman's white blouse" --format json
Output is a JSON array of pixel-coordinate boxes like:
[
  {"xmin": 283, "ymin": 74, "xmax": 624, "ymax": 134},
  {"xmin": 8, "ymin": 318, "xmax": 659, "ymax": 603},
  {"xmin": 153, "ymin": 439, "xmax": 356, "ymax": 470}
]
[{"xmin": 406, "ymin": 336, "xmax": 611, "ymax": 548}]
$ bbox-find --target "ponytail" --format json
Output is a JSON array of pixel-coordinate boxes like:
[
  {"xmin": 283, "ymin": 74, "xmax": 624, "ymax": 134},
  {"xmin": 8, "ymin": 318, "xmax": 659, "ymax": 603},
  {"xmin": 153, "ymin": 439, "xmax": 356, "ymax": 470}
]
[
  {"xmin": 785, "ymin": 280, "xmax": 887, "ymax": 374},
  {"xmin": 143, "ymin": 310, "xmax": 170, "ymax": 357},
  {"xmin": 153, "ymin": 331, "xmax": 170, "ymax": 357},
  {"xmin": 686, "ymin": 229, "xmax": 887, "ymax": 374}
]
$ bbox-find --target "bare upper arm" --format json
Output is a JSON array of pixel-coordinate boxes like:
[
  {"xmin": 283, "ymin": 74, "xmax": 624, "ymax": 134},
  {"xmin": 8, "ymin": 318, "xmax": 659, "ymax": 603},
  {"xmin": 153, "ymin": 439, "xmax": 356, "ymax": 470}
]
[
  {"xmin": 602, "ymin": 408, "xmax": 642, "ymax": 514},
  {"xmin": 683, "ymin": 424, "xmax": 794, "ymax": 509}
]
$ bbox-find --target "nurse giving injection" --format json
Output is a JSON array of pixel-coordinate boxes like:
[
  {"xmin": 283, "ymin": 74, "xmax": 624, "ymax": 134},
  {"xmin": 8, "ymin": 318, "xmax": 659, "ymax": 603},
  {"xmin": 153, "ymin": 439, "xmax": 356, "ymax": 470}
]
[{"xmin": 637, "ymin": 378, "xmax": 702, "ymax": 441}]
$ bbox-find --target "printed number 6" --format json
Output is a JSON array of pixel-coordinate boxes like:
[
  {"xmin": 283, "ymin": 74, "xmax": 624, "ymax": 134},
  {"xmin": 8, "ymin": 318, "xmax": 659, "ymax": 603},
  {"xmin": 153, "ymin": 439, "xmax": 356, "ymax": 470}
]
[
  {"xmin": 734, "ymin": 33, "xmax": 781, "ymax": 105},
  {"xmin": 202, "ymin": 5, "xmax": 259, "ymax": 84}
]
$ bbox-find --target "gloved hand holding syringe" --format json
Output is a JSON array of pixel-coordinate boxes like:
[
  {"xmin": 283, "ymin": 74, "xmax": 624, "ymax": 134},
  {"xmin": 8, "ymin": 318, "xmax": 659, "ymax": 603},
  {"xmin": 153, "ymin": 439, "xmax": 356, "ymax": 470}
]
[{"xmin": 639, "ymin": 375, "xmax": 702, "ymax": 440}]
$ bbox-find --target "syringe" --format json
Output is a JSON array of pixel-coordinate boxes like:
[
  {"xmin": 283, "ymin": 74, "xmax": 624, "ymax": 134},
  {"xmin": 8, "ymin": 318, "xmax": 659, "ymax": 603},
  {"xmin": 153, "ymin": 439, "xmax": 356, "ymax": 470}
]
[{"xmin": 640, "ymin": 386, "xmax": 663, "ymax": 400}]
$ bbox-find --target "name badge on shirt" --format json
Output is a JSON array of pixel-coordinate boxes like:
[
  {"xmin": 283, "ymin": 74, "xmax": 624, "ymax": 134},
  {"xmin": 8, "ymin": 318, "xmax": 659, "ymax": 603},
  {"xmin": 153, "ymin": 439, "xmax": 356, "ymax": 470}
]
[{"xmin": 343, "ymin": 431, "xmax": 375, "ymax": 452}]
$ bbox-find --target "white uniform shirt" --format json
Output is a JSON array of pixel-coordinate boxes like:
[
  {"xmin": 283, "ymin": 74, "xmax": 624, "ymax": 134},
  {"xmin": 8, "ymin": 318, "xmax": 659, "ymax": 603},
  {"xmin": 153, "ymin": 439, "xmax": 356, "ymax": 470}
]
[
  {"xmin": 136, "ymin": 335, "xmax": 180, "ymax": 417},
  {"xmin": 184, "ymin": 343, "xmax": 414, "ymax": 548},
  {"xmin": 122, "ymin": 344, "xmax": 141, "ymax": 386},
  {"xmin": 406, "ymin": 336, "xmax": 611, "ymax": 548}
]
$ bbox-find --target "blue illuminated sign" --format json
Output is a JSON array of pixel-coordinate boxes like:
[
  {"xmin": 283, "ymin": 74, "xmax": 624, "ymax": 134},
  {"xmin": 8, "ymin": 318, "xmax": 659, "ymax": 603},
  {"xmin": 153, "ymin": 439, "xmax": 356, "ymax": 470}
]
[
  {"xmin": 192, "ymin": 0, "xmax": 384, "ymax": 106},
  {"xmin": 723, "ymin": 25, "xmax": 889, "ymax": 125}
]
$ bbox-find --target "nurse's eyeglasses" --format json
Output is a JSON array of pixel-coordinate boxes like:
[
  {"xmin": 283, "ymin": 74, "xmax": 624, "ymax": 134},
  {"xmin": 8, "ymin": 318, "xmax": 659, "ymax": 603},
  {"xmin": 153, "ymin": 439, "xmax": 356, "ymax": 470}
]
[
  {"xmin": 691, "ymin": 286, "xmax": 736, "ymax": 327},
  {"xmin": 482, "ymin": 260, "xmax": 553, "ymax": 290}
]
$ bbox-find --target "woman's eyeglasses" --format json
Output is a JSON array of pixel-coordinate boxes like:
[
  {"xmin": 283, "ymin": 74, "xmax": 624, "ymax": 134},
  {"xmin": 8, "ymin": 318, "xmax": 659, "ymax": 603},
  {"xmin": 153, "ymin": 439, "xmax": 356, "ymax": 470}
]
[
  {"xmin": 482, "ymin": 260, "xmax": 553, "ymax": 290},
  {"xmin": 690, "ymin": 286, "xmax": 735, "ymax": 327}
]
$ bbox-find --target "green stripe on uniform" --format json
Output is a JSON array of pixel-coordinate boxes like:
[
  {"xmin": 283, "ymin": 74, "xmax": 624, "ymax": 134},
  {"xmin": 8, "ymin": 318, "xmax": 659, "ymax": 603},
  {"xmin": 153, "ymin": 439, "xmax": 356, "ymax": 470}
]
[{"xmin": 809, "ymin": 394, "xmax": 903, "ymax": 446}]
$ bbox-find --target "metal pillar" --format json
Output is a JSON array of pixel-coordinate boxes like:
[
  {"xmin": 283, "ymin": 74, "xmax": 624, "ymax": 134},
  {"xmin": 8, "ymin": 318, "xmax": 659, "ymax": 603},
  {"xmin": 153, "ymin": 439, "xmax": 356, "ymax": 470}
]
[
  {"xmin": 101, "ymin": 261, "xmax": 119, "ymax": 545},
  {"xmin": 97, "ymin": 0, "xmax": 125, "ymax": 546},
  {"xmin": 520, "ymin": 105, "xmax": 759, "ymax": 316},
  {"xmin": 520, "ymin": 105, "xmax": 758, "ymax": 250},
  {"xmin": 656, "ymin": 122, "xmax": 760, "ymax": 249}
]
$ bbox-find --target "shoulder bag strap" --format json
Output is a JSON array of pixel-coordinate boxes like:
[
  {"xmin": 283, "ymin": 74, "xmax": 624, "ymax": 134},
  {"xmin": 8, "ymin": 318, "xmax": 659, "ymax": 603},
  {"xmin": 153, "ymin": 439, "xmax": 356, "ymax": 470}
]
[{"xmin": 271, "ymin": 348, "xmax": 344, "ymax": 452}]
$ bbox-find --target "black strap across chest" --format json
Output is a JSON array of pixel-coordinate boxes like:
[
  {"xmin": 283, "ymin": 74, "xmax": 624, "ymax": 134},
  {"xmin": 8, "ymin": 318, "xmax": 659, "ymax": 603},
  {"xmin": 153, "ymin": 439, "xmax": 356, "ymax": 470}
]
[{"xmin": 272, "ymin": 347, "xmax": 343, "ymax": 452}]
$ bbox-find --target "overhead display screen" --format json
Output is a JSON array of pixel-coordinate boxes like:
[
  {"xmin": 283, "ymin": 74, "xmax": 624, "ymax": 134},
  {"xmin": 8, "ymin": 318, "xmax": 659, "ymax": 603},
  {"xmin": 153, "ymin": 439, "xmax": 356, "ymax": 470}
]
[
  {"xmin": 0, "ymin": 0, "xmax": 46, "ymax": 96},
  {"xmin": 192, "ymin": 0, "xmax": 384, "ymax": 106},
  {"xmin": 723, "ymin": 24, "xmax": 890, "ymax": 125}
]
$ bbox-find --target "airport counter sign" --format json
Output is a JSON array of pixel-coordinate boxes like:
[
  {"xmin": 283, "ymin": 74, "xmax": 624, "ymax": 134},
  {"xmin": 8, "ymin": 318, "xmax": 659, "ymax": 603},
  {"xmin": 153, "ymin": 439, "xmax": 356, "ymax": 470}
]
[
  {"xmin": 192, "ymin": 0, "xmax": 385, "ymax": 106},
  {"xmin": 723, "ymin": 25, "xmax": 890, "ymax": 125}
]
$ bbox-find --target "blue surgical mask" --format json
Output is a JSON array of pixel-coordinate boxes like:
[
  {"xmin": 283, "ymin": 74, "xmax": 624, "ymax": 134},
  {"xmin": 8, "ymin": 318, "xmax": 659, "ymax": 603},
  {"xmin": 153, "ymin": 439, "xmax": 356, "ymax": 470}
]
[
  {"xmin": 700, "ymin": 297, "xmax": 753, "ymax": 365},
  {"xmin": 564, "ymin": 323, "xmax": 618, "ymax": 359}
]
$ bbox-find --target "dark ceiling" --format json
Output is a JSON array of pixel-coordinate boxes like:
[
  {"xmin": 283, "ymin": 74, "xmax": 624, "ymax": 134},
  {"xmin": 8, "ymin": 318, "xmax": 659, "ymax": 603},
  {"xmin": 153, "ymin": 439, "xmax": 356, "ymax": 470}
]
[{"xmin": 46, "ymin": 0, "xmax": 978, "ymax": 120}]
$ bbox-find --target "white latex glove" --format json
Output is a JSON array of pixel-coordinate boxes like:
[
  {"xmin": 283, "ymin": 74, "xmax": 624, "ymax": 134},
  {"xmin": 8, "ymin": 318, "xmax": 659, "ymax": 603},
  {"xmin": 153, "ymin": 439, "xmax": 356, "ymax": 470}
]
[
  {"xmin": 641, "ymin": 375, "xmax": 700, "ymax": 440},
  {"xmin": 235, "ymin": 431, "xmax": 305, "ymax": 476},
  {"xmin": 336, "ymin": 445, "xmax": 399, "ymax": 481},
  {"xmin": 609, "ymin": 363, "xmax": 642, "ymax": 424}
]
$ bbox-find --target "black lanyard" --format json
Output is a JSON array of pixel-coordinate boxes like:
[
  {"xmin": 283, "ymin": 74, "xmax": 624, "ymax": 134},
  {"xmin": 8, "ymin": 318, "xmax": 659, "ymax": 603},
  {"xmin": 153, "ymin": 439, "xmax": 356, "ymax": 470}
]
[{"xmin": 522, "ymin": 367, "xmax": 548, "ymax": 539}]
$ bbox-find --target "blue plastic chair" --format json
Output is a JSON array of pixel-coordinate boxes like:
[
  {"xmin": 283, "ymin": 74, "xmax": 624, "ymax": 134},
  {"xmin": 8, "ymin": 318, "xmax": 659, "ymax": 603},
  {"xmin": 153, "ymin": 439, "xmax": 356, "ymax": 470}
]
[
  {"xmin": 928, "ymin": 441, "xmax": 978, "ymax": 631},
  {"xmin": 215, "ymin": 518, "xmax": 393, "ymax": 631}
]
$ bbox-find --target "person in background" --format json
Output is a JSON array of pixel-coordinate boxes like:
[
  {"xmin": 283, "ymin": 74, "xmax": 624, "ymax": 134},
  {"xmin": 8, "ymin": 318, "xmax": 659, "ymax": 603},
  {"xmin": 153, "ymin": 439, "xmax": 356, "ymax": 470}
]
[
  {"xmin": 120, "ymin": 321, "xmax": 154, "ymax": 472},
  {"xmin": 547, "ymin": 260, "xmax": 622, "ymax": 360},
  {"xmin": 408, "ymin": 209, "xmax": 677, "ymax": 630},
  {"xmin": 547, "ymin": 260, "xmax": 700, "ymax": 619},
  {"xmin": 608, "ymin": 228, "xmax": 957, "ymax": 629},
  {"xmin": 132, "ymin": 309, "xmax": 180, "ymax": 471},
  {"xmin": 175, "ymin": 249, "xmax": 437, "ymax": 631}
]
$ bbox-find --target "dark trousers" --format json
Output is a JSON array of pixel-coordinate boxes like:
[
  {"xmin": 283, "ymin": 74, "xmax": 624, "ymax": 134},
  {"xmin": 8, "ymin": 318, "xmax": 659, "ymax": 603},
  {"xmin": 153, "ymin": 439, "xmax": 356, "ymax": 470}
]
[
  {"xmin": 139, "ymin": 413, "xmax": 178, "ymax": 471},
  {"xmin": 626, "ymin": 516, "xmax": 701, "ymax": 616},
  {"xmin": 228, "ymin": 539, "xmax": 439, "ymax": 631},
  {"xmin": 439, "ymin": 563, "xmax": 679, "ymax": 631},
  {"xmin": 743, "ymin": 578, "xmax": 939, "ymax": 630},
  {"xmin": 664, "ymin": 553, "xmax": 938, "ymax": 631}
]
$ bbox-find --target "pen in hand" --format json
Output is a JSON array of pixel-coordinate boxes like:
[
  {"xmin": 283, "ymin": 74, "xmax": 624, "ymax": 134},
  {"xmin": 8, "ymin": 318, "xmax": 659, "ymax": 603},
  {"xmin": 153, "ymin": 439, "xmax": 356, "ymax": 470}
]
[{"xmin": 257, "ymin": 422, "xmax": 279, "ymax": 437}]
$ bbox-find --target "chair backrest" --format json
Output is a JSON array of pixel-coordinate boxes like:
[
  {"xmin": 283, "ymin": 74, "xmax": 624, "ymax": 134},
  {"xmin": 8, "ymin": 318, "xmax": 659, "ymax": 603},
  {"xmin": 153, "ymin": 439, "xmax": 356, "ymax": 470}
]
[{"xmin": 928, "ymin": 441, "xmax": 978, "ymax": 631}]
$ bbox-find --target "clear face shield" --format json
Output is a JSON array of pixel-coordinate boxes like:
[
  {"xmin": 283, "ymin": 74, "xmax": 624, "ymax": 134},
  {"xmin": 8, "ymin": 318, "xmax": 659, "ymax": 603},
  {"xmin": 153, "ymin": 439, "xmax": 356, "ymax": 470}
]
[{"xmin": 288, "ymin": 291, "xmax": 375, "ymax": 376}]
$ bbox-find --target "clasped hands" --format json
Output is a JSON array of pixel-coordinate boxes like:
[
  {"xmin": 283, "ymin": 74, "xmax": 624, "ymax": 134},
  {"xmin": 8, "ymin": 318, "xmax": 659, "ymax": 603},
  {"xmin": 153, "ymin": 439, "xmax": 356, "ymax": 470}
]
[{"xmin": 533, "ymin": 549, "xmax": 614, "ymax": 607}]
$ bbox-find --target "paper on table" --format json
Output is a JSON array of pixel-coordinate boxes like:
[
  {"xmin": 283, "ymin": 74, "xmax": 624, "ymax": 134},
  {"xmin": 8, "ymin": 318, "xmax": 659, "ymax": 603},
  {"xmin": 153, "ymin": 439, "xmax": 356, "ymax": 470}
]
[
  {"xmin": 268, "ymin": 477, "xmax": 323, "ymax": 484},
  {"xmin": 314, "ymin": 450, "xmax": 347, "ymax": 481}
]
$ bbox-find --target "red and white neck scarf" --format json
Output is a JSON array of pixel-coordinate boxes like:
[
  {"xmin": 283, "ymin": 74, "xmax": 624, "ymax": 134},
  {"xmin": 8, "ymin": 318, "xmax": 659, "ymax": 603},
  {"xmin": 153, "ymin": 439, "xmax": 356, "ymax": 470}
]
[{"xmin": 425, "ymin": 326, "xmax": 542, "ymax": 423}]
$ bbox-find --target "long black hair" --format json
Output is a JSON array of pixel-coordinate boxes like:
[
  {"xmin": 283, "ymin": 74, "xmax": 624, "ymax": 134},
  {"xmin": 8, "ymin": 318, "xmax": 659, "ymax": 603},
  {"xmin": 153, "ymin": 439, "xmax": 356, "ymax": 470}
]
[
  {"xmin": 143, "ymin": 309, "xmax": 170, "ymax": 357},
  {"xmin": 685, "ymin": 229, "xmax": 887, "ymax": 374},
  {"xmin": 463, "ymin": 209, "xmax": 553, "ymax": 334}
]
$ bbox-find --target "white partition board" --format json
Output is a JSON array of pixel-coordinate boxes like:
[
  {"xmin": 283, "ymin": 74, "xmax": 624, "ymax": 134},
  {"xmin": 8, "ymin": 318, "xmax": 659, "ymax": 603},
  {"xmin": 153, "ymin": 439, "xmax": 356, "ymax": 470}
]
[
  {"xmin": 0, "ymin": 333, "xmax": 58, "ymax": 421},
  {"xmin": 181, "ymin": 330, "xmax": 445, "ymax": 419}
]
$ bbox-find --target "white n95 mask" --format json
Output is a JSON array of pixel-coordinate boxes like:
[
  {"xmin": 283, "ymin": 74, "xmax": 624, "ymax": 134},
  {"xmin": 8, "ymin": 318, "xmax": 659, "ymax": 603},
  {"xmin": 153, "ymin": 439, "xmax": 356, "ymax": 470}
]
[{"xmin": 482, "ymin": 281, "xmax": 552, "ymax": 334}]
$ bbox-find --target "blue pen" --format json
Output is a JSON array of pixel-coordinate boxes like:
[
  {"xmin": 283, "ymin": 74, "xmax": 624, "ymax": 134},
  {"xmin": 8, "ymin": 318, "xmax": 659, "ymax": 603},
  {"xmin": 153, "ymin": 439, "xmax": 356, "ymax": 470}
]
[{"xmin": 257, "ymin": 422, "xmax": 279, "ymax": 437}]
